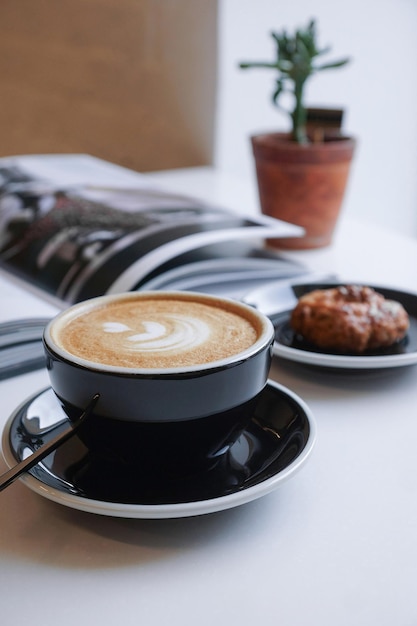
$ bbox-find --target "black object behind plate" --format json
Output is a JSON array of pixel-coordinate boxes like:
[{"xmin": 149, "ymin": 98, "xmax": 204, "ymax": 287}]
[
  {"xmin": 270, "ymin": 283, "xmax": 417, "ymax": 369},
  {"xmin": 4, "ymin": 383, "xmax": 313, "ymax": 510}
]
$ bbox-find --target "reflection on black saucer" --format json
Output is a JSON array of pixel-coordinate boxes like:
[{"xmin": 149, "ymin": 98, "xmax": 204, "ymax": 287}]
[{"xmin": 3, "ymin": 383, "xmax": 315, "ymax": 517}]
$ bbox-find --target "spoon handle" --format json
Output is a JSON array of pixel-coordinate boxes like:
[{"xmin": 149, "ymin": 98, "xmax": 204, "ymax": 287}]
[{"xmin": 0, "ymin": 394, "xmax": 99, "ymax": 492}]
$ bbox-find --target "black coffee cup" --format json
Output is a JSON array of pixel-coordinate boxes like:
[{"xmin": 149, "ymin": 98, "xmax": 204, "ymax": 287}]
[{"xmin": 43, "ymin": 291, "xmax": 275, "ymax": 475}]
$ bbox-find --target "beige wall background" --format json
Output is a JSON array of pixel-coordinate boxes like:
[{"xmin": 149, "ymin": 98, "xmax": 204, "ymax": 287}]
[{"xmin": 0, "ymin": 0, "xmax": 218, "ymax": 172}]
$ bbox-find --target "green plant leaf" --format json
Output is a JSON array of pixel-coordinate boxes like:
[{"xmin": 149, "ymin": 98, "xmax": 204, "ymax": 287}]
[
  {"xmin": 272, "ymin": 79, "xmax": 285, "ymax": 106},
  {"xmin": 314, "ymin": 58, "xmax": 350, "ymax": 71},
  {"xmin": 238, "ymin": 18, "xmax": 351, "ymax": 143}
]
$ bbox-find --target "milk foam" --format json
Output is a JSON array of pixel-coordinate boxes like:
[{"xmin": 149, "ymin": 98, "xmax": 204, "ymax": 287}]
[
  {"xmin": 53, "ymin": 294, "xmax": 260, "ymax": 369},
  {"xmin": 102, "ymin": 315, "xmax": 210, "ymax": 353}
]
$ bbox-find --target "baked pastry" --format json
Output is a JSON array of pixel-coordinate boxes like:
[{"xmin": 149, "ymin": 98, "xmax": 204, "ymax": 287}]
[{"xmin": 290, "ymin": 285, "xmax": 409, "ymax": 353}]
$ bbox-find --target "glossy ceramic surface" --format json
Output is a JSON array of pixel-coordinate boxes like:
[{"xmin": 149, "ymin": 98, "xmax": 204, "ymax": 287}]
[{"xmin": 1, "ymin": 381, "xmax": 316, "ymax": 518}]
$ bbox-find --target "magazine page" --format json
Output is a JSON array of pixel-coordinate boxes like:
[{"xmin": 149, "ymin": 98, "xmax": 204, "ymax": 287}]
[
  {"xmin": 0, "ymin": 270, "xmax": 60, "ymax": 379},
  {"xmin": 0, "ymin": 154, "xmax": 304, "ymax": 305}
]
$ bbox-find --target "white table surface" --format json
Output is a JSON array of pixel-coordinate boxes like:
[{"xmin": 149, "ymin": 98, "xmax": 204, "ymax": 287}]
[{"xmin": 1, "ymin": 163, "xmax": 417, "ymax": 626}]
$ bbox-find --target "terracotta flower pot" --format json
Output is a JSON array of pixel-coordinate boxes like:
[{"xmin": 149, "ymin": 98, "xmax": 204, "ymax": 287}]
[{"xmin": 251, "ymin": 132, "xmax": 356, "ymax": 249}]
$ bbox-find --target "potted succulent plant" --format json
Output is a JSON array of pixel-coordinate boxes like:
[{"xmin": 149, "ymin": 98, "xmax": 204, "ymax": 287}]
[{"xmin": 239, "ymin": 19, "xmax": 355, "ymax": 249}]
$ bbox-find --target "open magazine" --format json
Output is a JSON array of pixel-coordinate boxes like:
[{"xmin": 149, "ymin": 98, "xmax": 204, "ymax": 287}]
[{"xmin": 0, "ymin": 154, "xmax": 308, "ymax": 377}]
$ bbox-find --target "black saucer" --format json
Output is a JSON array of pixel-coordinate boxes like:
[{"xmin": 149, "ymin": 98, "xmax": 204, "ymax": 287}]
[{"xmin": 2, "ymin": 382, "xmax": 316, "ymax": 518}]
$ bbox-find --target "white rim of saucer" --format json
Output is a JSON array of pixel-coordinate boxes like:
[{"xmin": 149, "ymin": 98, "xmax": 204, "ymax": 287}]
[{"xmin": 273, "ymin": 341, "xmax": 417, "ymax": 369}]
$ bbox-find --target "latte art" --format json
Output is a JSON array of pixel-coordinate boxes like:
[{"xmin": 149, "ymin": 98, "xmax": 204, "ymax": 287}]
[
  {"xmin": 53, "ymin": 293, "xmax": 260, "ymax": 369},
  {"xmin": 101, "ymin": 315, "xmax": 210, "ymax": 353}
]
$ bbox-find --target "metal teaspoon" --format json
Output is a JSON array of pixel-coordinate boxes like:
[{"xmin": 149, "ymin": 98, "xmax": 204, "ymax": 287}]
[{"xmin": 0, "ymin": 393, "xmax": 100, "ymax": 492}]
